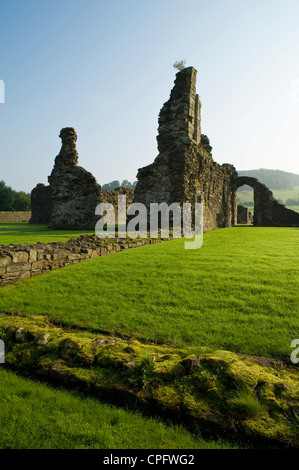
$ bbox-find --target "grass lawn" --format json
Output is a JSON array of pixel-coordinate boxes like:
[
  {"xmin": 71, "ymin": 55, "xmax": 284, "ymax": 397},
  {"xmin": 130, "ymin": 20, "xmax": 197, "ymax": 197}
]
[
  {"xmin": 0, "ymin": 368, "xmax": 235, "ymax": 449},
  {"xmin": 0, "ymin": 226, "xmax": 298, "ymax": 361},
  {"xmin": 0, "ymin": 222, "xmax": 93, "ymax": 245}
]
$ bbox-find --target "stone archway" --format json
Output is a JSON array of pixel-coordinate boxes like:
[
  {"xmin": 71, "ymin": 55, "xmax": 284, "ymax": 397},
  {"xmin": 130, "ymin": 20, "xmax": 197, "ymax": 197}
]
[
  {"xmin": 235, "ymin": 176, "xmax": 271, "ymax": 226},
  {"xmin": 234, "ymin": 176, "xmax": 299, "ymax": 227}
]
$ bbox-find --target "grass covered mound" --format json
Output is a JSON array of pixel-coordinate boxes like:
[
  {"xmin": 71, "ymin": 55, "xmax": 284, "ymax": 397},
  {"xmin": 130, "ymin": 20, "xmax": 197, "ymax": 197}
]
[
  {"xmin": 1, "ymin": 314, "xmax": 298, "ymax": 448},
  {"xmin": 0, "ymin": 227, "xmax": 298, "ymax": 360}
]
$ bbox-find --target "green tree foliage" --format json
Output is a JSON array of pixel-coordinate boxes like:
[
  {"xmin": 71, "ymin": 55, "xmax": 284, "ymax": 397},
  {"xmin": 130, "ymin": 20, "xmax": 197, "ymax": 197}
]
[
  {"xmin": 0, "ymin": 181, "xmax": 31, "ymax": 211},
  {"xmin": 102, "ymin": 180, "xmax": 137, "ymax": 190},
  {"xmin": 121, "ymin": 180, "xmax": 137, "ymax": 189},
  {"xmin": 102, "ymin": 180, "xmax": 121, "ymax": 191},
  {"xmin": 173, "ymin": 60, "xmax": 186, "ymax": 71}
]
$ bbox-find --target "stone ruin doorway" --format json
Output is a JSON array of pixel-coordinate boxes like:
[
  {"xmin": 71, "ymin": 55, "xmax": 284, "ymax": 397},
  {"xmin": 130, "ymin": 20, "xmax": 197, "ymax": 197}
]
[
  {"xmin": 234, "ymin": 176, "xmax": 269, "ymax": 226},
  {"xmin": 236, "ymin": 182, "xmax": 254, "ymax": 225}
]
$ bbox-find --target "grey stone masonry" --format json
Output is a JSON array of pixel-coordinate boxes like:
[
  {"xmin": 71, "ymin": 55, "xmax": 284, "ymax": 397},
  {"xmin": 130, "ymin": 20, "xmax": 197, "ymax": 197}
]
[
  {"xmin": 133, "ymin": 67, "xmax": 238, "ymax": 231},
  {"xmin": 0, "ymin": 235, "xmax": 168, "ymax": 286},
  {"xmin": 48, "ymin": 128, "xmax": 102, "ymax": 229},
  {"xmin": 234, "ymin": 177, "xmax": 299, "ymax": 226}
]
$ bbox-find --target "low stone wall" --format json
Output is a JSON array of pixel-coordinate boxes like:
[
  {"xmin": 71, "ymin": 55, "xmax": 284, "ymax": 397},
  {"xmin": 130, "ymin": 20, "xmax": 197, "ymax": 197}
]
[
  {"xmin": 0, "ymin": 235, "xmax": 166, "ymax": 285},
  {"xmin": 0, "ymin": 212, "xmax": 31, "ymax": 223}
]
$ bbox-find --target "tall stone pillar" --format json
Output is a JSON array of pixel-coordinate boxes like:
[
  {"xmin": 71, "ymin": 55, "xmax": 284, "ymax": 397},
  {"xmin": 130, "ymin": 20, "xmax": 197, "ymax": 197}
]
[
  {"xmin": 48, "ymin": 128, "xmax": 102, "ymax": 229},
  {"xmin": 133, "ymin": 66, "xmax": 238, "ymax": 232}
]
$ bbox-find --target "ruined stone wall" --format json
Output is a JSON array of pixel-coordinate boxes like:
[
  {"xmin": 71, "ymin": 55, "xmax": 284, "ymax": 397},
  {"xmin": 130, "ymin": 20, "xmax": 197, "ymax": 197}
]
[
  {"xmin": 48, "ymin": 128, "xmax": 102, "ymax": 229},
  {"xmin": 30, "ymin": 184, "xmax": 52, "ymax": 224},
  {"xmin": 133, "ymin": 67, "xmax": 237, "ymax": 231},
  {"xmin": 30, "ymin": 128, "xmax": 136, "ymax": 230},
  {"xmin": 29, "ymin": 68, "xmax": 299, "ymax": 232},
  {"xmin": 100, "ymin": 187, "xmax": 135, "ymax": 225},
  {"xmin": 0, "ymin": 235, "xmax": 165, "ymax": 285},
  {"xmin": 0, "ymin": 212, "xmax": 31, "ymax": 223},
  {"xmin": 235, "ymin": 177, "xmax": 299, "ymax": 226},
  {"xmin": 102, "ymin": 187, "xmax": 134, "ymax": 210},
  {"xmin": 271, "ymin": 201, "xmax": 299, "ymax": 226},
  {"xmin": 237, "ymin": 205, "xmax": 253, "ymax": 224}
]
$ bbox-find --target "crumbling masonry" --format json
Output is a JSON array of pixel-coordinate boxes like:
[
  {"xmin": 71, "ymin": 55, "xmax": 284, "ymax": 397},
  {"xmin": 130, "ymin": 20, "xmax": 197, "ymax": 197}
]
[
  {"xmin": 30, "ymin": 129, "xmax": 134, "ymax": 228},
  {"xmin": 30, "ymin": 67, "xmax": 299, "ymax": 230},
  {"xmin": 133, "ymin": 67, "xmax": 237, "ymax": 231}
]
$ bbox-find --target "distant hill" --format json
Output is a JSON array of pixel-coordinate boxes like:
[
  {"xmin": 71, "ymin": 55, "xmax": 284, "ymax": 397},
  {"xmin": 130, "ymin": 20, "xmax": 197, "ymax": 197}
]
[{"xmin": 237, "ymin": 169, "xmax": 299, "ymax": 191}]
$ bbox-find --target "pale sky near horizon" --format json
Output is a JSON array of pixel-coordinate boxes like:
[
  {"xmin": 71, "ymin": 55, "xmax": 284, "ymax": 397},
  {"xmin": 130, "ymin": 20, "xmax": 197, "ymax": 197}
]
[{"xmin": 0, "ymin": 0, "xmax": 299, "ymax": 193}]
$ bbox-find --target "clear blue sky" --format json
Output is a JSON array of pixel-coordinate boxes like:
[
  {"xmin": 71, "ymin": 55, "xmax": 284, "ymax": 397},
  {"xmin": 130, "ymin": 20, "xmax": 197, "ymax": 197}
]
[{"xmin": 1, "ymin": 0, "xmax": 299, "ymax": 192}]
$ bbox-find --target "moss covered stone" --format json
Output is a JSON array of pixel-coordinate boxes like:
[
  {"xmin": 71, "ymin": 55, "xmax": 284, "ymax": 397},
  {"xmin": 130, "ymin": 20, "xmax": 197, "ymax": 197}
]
[{"xmin": 0, "ymin": 313, "xmax": 298, "ymax": 448}]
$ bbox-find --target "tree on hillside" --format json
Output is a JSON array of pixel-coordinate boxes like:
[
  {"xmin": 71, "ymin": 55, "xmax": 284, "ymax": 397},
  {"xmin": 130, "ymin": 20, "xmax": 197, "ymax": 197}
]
[
  {"xmin": 102, "ymin": 180, "xmax": 121, "ymax": 191},
  {"xmin": 121, "ymin": 180, "xmax": 137, "ymax": 189},
  {"xmin": 102, "ymin": 180, "xmax": 137, "ymax": 190}
]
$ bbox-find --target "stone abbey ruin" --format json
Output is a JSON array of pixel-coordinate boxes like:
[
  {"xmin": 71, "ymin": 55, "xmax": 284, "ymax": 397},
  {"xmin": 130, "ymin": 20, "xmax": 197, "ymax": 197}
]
[{"xmin": 30, "ymin": 67, "xmax": 299, "ymax": 230}]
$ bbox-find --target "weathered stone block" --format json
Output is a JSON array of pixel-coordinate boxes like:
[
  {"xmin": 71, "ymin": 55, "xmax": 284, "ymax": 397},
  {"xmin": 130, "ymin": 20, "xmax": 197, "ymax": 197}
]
[
  {"xmin": 32, "ymin": 260, "xmax": 44, "ymax": 270},
  {"xmin": 12, "ymin": 251, "xmax": 29, "ymax": 263},
  {"xmin": 6, "ymin": 263, "xmax": 31, "ymax": 273},
  {"xmin": 19, "ymin": 271, "xmax": 31, "ymax": 280},
  {"xmin": 28, "ymin": 250, "xmax": 37, "ymax": 263},
  {"xmin": 0, "ymin": 256, "xmax": 11, "ymax": 267},
  {"xmin": 36, "ymin": 333, "xmax": 50, "ymax": 346},
  {"xmin": 31, "ymin": 269, "xmax": 42, "ymax": 276}
]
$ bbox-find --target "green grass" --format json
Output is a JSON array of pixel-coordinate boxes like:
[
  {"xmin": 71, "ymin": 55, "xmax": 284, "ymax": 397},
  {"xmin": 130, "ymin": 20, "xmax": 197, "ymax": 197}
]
[
  {"xmin": 0, "ymin": 368, "xmax": 235, "ymax": 449},
  {"xmin": 0, "ymin": 223, "xmax": 93, "ymax": 245},
  {"xmin": 227, "ymin": 388, "xmax": 267, "ymax": 418},
  {"xmin": 0, "ymin": 227, "xmax": 298, "ymax": 361}
]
